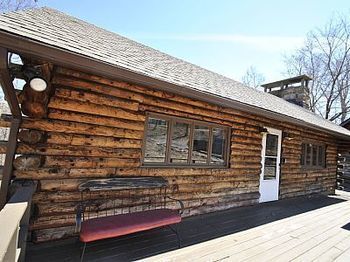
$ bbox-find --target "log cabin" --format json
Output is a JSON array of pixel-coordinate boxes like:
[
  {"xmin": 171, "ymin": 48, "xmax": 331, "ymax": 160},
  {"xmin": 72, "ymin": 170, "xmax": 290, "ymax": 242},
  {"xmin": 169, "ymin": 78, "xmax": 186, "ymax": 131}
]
[{"xmin": 0, "ymin": 7, "xmax": 350, "ymax": 244}]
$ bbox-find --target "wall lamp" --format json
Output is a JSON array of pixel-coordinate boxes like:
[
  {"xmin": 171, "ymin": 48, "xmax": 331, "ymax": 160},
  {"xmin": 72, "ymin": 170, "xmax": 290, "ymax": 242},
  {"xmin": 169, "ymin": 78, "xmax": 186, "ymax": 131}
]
[
  {"xmin": 283, "ymin": 132, "xmax": 294, "ymax": 141},
  {"xmin": 258, "ymin": 126, "xmax": 268, "ymax": 134},
  {"xmin": 28, "ymin": 76, "xmax": 47, "ymax": 92},
  {"xmin": 9, "ymin": 59, "xmax": 48, "ymax": 92}
]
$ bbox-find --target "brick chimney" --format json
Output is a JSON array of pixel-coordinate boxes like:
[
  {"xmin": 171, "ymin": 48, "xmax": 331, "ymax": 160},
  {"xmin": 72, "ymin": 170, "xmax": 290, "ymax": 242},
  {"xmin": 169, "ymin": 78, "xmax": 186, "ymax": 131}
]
[{"xmin": 261, "ymin": 75, "xmax": 311, "ymax": 109}]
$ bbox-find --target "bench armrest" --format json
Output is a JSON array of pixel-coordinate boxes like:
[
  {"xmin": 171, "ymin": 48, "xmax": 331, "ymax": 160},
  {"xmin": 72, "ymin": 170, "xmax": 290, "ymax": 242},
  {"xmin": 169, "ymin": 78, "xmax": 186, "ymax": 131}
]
[
  {"xmin": 167, "ymin": 196, "xmax": 184, "ymax": 215},
  {"xmin": 75, "ymin": 204, "xmax": 84, "ymax": 233}
]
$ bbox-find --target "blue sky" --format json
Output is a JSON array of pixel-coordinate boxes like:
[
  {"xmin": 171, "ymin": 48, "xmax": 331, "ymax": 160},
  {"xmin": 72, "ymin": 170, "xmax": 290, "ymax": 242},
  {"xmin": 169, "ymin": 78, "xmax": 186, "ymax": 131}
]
[{"xmin": 39, "ymin": 0, "xmax": 350, "ymax": 82}]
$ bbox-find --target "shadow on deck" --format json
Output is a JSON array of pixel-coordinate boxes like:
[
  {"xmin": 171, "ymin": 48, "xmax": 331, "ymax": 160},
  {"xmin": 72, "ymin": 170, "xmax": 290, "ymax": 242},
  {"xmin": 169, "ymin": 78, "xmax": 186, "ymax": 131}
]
[{"xmin": 26, "ymin": 193, "xmax": 348, "ymax": 262}]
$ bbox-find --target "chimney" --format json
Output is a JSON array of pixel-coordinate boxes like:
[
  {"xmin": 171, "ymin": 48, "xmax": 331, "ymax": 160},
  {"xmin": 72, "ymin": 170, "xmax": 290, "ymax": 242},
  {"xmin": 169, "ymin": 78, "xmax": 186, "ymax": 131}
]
[{"xmin": 261, "ymin": 75, "xmax": 312, "ymax": 109}]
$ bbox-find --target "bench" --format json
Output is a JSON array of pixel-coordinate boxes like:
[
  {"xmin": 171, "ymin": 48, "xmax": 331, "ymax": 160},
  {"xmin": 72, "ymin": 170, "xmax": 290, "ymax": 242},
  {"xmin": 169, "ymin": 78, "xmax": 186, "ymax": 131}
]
[{"xmin": 75, "ymin": 176, "xmax": 183, "ymax": 261}]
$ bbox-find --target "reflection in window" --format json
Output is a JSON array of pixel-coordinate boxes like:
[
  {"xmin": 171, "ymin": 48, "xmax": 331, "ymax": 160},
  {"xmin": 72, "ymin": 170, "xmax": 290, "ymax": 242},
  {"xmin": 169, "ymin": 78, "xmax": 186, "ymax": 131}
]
[
  {"xmin": 142, "ymin": 114, "xmax": 229, "ymax": 166},
  {"xmin": 144, "ymin": 117, "xmax": 168, "ymax": 163},
  {"xmin": 318, "ymin": 146, "xmax": 325, "ymax": 167},
  {"xmin": 265, "ymin": 134, "xmax": 278, "ymax": 156},
  {"xmin": 312, "ymin": 145, "xmax": 318, "ymax": 166},
  {"xmin": 306, "ymin": 144, "xmax": 311, "ymax": 166},
  {"xmin": 264, "ymin": 157, "xmax": 277, "ymax": 180},
  {"xmin": 211, "ymin": 128, "xmax": 226, "ymax": 164},
  {"xmin": 301, "ymin": 143, "xmax": 306, "ymax": 165},
  {"xmin": 301, "ymin": 142, "xmax": 326, "ymax": 168},
  {"xmin": 192, "ymin": 126, "xmax": 209, "ymax": 164},
  {"xmin": 170, "ymin": 122, "xmax": 190, "ymax": 163}
]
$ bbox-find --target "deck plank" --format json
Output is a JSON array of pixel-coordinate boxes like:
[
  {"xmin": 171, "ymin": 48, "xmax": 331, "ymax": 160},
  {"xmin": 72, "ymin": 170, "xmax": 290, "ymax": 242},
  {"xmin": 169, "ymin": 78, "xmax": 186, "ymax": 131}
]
[
  {"xmin": 242, "ymin": 207, "xmax": 350, "ymax": 262},
  {"xmin": 192, "ymin": 203, "xmax": 350, "ymax": 261},
  {"xmin": 334, "ymin": 246, "xmax": 350, "ymax": 262},
  {"xmin": 26, "ymin": 192, "xmax": 350, "ymax": 262},
  {"xmin": 149, "ymin": 200, "xmax": 348, "ymax": 261}
]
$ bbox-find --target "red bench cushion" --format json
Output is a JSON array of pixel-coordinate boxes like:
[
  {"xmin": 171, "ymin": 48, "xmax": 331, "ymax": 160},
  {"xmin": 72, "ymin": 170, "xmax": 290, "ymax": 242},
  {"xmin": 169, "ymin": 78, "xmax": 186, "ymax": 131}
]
[{"xmin": 80, "ymin": 208, "xmax": 181, "ymax": 242}]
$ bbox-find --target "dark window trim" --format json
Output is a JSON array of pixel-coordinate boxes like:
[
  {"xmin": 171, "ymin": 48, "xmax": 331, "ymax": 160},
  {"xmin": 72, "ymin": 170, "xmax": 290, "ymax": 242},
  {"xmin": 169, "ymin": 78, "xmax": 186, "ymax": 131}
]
[
  {"xmin": 300, "ymin": 141, "xmax": 326, "ymax": 169},
  {"xmin": 141, "ymin": 112, "xmax": 231, "ymax": 168}
]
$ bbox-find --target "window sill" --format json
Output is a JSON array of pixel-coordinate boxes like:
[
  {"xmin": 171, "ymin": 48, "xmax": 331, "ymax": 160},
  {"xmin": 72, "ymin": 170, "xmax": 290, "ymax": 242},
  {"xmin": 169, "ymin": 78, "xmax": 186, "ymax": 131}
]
[
  {"xmin": 141, "ymin": 164, "xmax": 229, "ymax": 169},
  {"xmin": 300, "ymin": 166, "xmax": 327, "ymax": 170}
]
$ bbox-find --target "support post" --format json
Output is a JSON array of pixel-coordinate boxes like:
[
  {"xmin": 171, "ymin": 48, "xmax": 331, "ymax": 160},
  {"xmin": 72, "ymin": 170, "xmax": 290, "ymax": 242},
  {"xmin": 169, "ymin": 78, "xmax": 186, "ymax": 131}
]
[
  {"xmin": 0, "ymin": 119, "xmax": 20, "ymax": 209},
  {"xmin": 0, "ymin": 47, "xmax": 22, "ymax": 209}
]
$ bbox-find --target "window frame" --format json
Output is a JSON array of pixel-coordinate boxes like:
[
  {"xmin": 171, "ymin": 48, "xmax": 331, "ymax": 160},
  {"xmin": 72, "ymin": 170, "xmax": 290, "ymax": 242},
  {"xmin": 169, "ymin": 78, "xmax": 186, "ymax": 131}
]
[
  {"xmin": 141, "ymin": 112, "xmax": 231, "ymax": 168},
  {"xmin": 300, "ymin": 141, "xmax": 326, "ymax": 169}
]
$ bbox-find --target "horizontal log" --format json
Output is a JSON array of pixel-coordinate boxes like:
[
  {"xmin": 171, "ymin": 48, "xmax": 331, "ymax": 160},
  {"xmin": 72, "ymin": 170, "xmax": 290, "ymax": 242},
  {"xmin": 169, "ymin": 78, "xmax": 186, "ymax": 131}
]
[
  {"xmin": 32, "ymin": 225, "xmax": 76, "ymax": 243},
  {"xmin": 48, "ymin": 109, "xmax": 144, "ymax": 131},
  {"xmin": 13, "ymin": 155, "xmax": 43, "ymax": 170},
  {"xmin": 185, "ymin": 198, "xmax": 258, "ymax": 217},
  {"xmin": 52, "ymin": 75, "xmax": 145, "ymax": 103},
  {"xmin": 43, "ymin": 156, "xmax": 140, "ymax": 169},
  {"xmin": 231, "ymin": 143, "xmax": 262, "ymax": 151},
  {"xmin": 0, "ymin": 141, "xmax": 6, "ymax": 153},
  {"xmin": 49, "ymin": 97, "xmax": 144, "ymax": 122},
  {"xmin": 17, "ymin": 129, "xmax": 45, "ymax": 144},
  {"xmin": 18, "ymin": 118, "xmax": 143, "ymax": 139},
  {"xmin": 54, "ymin": 87, "xmax": 139, "ymax": 111},
  {"xmin": 0, "ymin": 118, "xmax": 10, "ymax": 128},
  {"xmin": 46, "ymin": 132, "xmax": 142, "ymax": 149},
  {"xmin": 15, "ymin": 167, "xmax": 117, "ymax": 180},
  {"xmin": 16, "ymin": 143, "xmax": 141, "ymax": 158},
  {"xmin": 38, "ymin": 177, "xmax": 260, "ymax": 192},
  {"xmin": 139, "ymin": 104, "xmax": 233, "ymax": 127},
  {"xmin": 33, "ymin": 186, "xmax": 256, "ymax": 204}
]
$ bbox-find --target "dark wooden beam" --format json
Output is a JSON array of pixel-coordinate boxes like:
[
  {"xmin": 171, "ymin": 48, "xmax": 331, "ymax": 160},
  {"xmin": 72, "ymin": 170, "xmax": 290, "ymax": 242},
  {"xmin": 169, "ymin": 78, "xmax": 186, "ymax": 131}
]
[
  {"xmin": 0, "ymin": 118, "xmax": 20, "ymax": 209},
  {"xmin": 0, "ymin": 47, "xmax": 22, "ymax": 209},
  {"xmin": 0, "ymin": 47, "xmax": 22, "ymax": 118}
]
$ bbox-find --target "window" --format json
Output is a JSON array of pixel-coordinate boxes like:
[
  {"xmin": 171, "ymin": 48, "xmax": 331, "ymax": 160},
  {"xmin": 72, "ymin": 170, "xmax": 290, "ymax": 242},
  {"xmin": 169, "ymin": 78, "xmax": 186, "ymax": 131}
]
[
  {"xmin": 263, "ymin": 134, "xmax": 279, "ymax": 180},
  {"xmin": 300, "ymin": 142, "xmax": 326, "ymax": 168},
  {"xmin": 143, "ymin": 114, "xmax": 230, "ymax": 166}
]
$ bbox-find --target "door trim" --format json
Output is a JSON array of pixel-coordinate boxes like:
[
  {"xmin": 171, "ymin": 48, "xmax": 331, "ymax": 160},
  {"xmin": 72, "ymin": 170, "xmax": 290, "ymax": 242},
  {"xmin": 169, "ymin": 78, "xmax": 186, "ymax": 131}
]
[{"xmin": 259, "ymin": 127, "xmax": 282, "ymax": 203}]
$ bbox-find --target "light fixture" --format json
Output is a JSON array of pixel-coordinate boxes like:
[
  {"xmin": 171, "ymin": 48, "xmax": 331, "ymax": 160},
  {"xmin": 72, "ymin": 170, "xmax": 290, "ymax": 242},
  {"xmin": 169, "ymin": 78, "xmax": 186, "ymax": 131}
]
[
  {"xmin": 282, "ymin": 132, "xmax": 294, "ymax": 141},
  {"xmin": 9, "ymin": 55, "xmax": 48, "ymax": 92},
  {"xmin": 29, "ymin": 76, "xmax": 47, "ymax": 92},
  {"xmin": 258, "ymin": 126, "xmax": 268, "ymax": 134}
]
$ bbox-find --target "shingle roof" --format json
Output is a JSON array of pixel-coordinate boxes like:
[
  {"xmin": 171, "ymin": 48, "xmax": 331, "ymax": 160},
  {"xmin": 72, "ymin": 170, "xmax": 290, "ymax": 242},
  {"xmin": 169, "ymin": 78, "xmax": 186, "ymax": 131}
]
[{"xmin": 1, "ymin": 7, "xmax": 349, "ymax": 137}]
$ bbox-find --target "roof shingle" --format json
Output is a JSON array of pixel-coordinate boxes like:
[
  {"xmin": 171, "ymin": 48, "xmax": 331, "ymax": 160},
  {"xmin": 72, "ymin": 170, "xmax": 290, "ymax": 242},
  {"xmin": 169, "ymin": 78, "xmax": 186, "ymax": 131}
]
[{"xmin": 0, "ymin": 7, "xmax": 349, "ymax": 137}]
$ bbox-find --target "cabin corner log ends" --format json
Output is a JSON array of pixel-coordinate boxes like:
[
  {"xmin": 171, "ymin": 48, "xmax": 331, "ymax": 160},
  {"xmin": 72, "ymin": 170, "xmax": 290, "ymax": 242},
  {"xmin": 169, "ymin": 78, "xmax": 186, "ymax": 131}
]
[{"xmin": 0, "ymin": 65, "xmax": 337, "ymax": 242}]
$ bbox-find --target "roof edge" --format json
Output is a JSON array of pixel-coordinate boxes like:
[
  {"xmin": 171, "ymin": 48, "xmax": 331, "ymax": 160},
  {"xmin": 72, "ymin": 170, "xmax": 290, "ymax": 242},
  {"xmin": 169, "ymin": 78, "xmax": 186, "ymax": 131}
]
[{"xmin": 1, "ymin": 30, "xmax": 349, "ymax": 140}]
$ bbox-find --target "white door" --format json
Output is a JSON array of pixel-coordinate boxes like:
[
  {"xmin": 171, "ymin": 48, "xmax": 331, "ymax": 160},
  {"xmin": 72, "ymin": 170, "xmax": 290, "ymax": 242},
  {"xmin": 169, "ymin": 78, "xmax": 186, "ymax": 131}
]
[{"xmin": 259, "ymin": 127, "xmax": 282, "ymax": 203}]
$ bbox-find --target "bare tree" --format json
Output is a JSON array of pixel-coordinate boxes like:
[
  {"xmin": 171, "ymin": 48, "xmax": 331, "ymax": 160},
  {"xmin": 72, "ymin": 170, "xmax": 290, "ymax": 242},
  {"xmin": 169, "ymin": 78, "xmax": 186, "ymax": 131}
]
[
  {"xmin": 242, "ymin": 66, "xmax": 265, "ymax": 90},
  {"xmin": 0, "ymin": 0, "xmax": 37, "ymax": 13},
  {"xmin": 284, "ymin": 15, "xmax": 350, "ymax": 123}
]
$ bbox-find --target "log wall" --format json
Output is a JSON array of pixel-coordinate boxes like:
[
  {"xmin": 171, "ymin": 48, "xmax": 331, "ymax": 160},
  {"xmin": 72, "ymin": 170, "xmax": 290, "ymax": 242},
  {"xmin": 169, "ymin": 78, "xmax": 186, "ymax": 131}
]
[{"xmin": 8, "ymin": 66, "xmax": 337, "ymax": 242}]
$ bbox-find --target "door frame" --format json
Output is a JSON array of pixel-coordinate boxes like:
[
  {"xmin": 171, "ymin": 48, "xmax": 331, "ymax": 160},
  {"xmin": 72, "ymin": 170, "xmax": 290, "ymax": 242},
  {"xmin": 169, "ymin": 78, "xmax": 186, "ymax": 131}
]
[{"xmin": 259, "ymin": 127, "xmax": 282, "ymax": 203}]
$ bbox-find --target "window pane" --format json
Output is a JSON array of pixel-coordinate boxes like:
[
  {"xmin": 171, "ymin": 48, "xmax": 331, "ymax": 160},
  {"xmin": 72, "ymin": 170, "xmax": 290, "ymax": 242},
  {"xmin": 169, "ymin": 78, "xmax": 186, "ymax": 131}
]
[
  {"xmin": 170, "ymin": 122, "xmax": 190, "ymax": 163},
  {"xmin": 301, "ymin": 143, "xmax": 306, "ymax": 165},
  {"xmin": 192, "ymin": 125, "xmax": 209, "ymax": 164},
  {"xmin": 318, "ymin": 146, "xmax": 325, "ymax": 167},
  {"xmin": 265, "ymin": 134, "xmax": 278, "ymax": 156},
  {"xmin": 144, "ymin": 117, "xmax": 168, "ymax": 163},
  {"xmin": 211, "ymin": 128, "xmax": 226, "ymax": 165},
  {"xmin": 306, "ymin": 144, "xmax": 311, "ymax": 166},
  {"xmin": 264, "ymin": 157, "xmax": 277, "ymax": 180},
  {"xmin": 312, "ymin": 145, "xmax": 318, "ymax": 166}
]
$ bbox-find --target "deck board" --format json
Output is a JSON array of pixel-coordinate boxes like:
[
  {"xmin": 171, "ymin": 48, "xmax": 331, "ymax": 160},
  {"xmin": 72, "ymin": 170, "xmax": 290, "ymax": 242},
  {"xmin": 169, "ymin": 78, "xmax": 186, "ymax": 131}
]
[{"xmin": 26, "ymin": 190, "xmax": 350, "ymax": 262}]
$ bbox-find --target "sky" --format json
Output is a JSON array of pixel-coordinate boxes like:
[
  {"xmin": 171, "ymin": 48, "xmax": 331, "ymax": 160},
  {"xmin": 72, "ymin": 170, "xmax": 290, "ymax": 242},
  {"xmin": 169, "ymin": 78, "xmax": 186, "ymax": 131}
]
[{"xmin": 38, "ymin": 0, "xmax": 350, "ymax": 83}]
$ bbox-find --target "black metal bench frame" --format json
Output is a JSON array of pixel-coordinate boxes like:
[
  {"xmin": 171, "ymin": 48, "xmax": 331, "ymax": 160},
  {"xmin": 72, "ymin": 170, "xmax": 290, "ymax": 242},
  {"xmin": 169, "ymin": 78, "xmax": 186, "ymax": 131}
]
[{"xmin": 75, "ymin": 176, "xmax": 184, "ymax": 261}]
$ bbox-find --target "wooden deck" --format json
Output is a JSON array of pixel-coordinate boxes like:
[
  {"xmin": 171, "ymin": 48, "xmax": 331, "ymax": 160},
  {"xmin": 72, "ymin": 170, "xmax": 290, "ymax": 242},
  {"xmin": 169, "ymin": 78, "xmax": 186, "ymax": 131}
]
[{"xmin": 26, "ymin": 191, "xmax": 350, "ymax": 262}]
